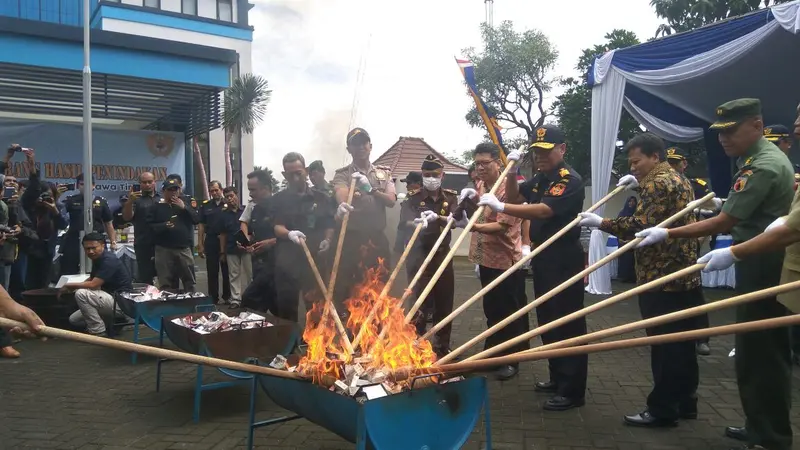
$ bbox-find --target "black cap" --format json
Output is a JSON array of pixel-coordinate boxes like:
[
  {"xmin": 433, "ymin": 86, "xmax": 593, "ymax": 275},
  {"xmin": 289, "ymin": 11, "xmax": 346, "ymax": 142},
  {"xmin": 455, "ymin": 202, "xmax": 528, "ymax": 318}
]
[
  {"xmin": 308, "ymin": 160, "xmax": 325, "ymax": 173},
  {"xmin": 162, "ymin": 178, "xmax": 181, "ymax": 190},
  {"xmin": 166, "ymin": 173, "xmax": 183, "ymax": 184},
  {"xmin": 420, "ymin": 154, "xmax": 444, "ymax": 171},
  {"xmin": 709, "ymin": 98, "xmax": 762, "ymax": 130},
  {"xmin": 346, "ymin": 128, "xmax": 370, "ymax": 146},
  {"xmin": 666, "ymin": 147, "xmax": 687, "ymax": 161},
  {"xmin": 400, "ymin": 171, "xmax": 422, "ymax": 184},
  {"xmin": 529, "ymin": 125, "xmax": 565, "ymax": 150},
  {"xmin": 764, "ymin": 124, "xmax": 791, "ymax": 142}
]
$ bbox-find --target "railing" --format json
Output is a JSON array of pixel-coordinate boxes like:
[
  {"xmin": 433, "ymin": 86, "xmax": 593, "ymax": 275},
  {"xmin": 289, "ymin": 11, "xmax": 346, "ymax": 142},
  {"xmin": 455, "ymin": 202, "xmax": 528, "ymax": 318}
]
[{"xmin": 0, "ymin": 0, "xmax": 99, "ymax": 28}]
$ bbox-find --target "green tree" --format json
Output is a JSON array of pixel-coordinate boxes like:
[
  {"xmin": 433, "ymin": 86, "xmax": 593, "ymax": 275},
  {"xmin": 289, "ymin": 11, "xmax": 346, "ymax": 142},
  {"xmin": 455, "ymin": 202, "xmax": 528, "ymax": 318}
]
[
  {"xmin": 252, "ymin": 165, "xmax": 281, "ymax": 192},
  {"xmin": 223, "ymin": 74, "xmax": 272, "ymax": 186},
  {"xmin": 651, "ymin": 0, "xmax": 792, "ymax": 37},
  {"xmin": 553, "ymin": 30, "xmax": 642, "ymax": 179},
  {"xmin": 461, "ymin": 21, "xmax": 558, "ymax": 141}
]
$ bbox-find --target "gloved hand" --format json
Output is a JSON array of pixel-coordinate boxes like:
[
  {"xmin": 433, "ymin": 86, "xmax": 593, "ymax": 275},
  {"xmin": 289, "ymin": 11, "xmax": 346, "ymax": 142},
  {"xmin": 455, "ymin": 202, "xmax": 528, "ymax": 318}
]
[
  {"xmin": 521, "ymin": 244, "xmax": 532, "ymax": 269},
  {"xmin": 578, "ymin": 212, "xmax": 603, "ymax": 228},
  {"xmin": 319, "ymin": 239, "xmax": 330, "ymax": 253},
  {"xmin": 474, "ymin": 264, "xmax": 480, "ymax": 278},
  {"xmin": 506, "ymin": 150, "xmax": 523, "ymax": 162},
  {"xmin": 336, "ymin": 202, "xmax": 354, "ymax": 219},
  {"xmin": 617, "ymin": 174, "xmax": 639, "ymax": 191},
  {"xmin": 711, "ymin": 197, "xmax": 723, "ymax": 210},
  {"xmin": 698, "ymin": 247, "xmax": 740, "ymax": 272},
  {"xmin": 413, "ymin": 210, "xmax": 439, "ymax": 229},
  {"xmin": 635, "ymin": 227, "xmax": 669, "ymax": 248},
  {"xmin": 449, "ymin": 211, "xmax": 469, "ymax": 229},
  {"xmin": 288, "ymin": 230, "xmax": 306, "ymax": 245},
  {"xmin": 766, "ymin": 216, "xmax": 786, "ymax": 232},
  {"xmin": 459, "ymin": 188, "xmax": 478, "ymax": 203},
  {"xmin": 352, "ymin": 173, "xmax": 372, "ymax": 193},
  {"xmin": 478, "ymin": 193, "xmax": 504, "ymax": 212}
]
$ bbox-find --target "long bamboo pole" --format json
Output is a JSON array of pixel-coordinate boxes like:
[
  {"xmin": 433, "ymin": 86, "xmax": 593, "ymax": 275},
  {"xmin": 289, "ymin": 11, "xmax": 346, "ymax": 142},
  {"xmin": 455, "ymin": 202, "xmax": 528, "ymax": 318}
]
[
  {"xmin": 466, "ymin": 263, "xmax": 705, "ymax": 361},
  {"xmin": 318, "ymin": 178, "xmax": 357, "ymax": 355},
  {"xmin": 351, "ymin": 223, "xmax": 424, "ymax": 350},
  {"xmin": 400, "ymin": 218, "xmax": 454, "ymax": 321},
  {"xmin": 437, "ymin": 192, "xmax": 716, "ymax": 364},
  {"xmin": 420, "ymin": 185, "xmax": 626, "ymax": 343},
  {"xmin": 299, "ymin": 239, "xmax": 351, "ymax": 351},
  {"xmin": 0, "ymin": 317, "xmax": 304, "ymax": 380},
  {"xmin": 522, "ymin": 279, "xmax": 800, "ymax": 355}
]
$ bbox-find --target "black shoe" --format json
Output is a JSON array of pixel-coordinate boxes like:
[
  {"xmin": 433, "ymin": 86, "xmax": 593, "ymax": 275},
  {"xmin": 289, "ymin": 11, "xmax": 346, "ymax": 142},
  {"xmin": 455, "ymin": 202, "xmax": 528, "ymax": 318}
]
[
  {"xmin": 543, "ymin": 396, "xmax": 585, "ymax": 411},
  {"xmin": 696, "ymin": 342, "xmax": 711, "ymax": 356},
  {"xmin": 534, "ymin": 381, "xmax": 558, "ymax": 393},
  {"xmin": 623, "ymin": 410, "xmax": 678, "ymax": 428},
  {"xmin": 494, "ymin": 365, "xmax": 518, "ymax": 381},
  {"xmin": 724, "ymin": 426, "xmax": 748, "ymax": 442}
]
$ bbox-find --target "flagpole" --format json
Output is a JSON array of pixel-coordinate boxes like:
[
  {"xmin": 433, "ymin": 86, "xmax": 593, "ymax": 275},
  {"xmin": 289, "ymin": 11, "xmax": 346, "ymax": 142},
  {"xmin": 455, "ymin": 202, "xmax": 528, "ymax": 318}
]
[{"xmin": 81, "ymin": 0, "xmax": 93, "ymax": 274}]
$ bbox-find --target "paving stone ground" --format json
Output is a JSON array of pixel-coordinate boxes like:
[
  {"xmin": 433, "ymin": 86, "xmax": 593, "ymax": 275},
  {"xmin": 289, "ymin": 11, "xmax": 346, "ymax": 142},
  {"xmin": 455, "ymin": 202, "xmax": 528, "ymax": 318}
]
[{"xmin": 1, "ymin": 258, "xmax": 799, "ymax": 450}]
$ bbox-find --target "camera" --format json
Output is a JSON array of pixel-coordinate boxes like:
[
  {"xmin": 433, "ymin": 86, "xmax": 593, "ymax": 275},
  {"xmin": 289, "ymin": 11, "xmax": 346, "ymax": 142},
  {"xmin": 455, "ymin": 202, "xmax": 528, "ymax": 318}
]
[
  {"xmin": 0, "ymin": 225, "xmax": 13, "ymax": 234},
  {"xmin": 39, "ymin": 192, "xmax": 54, "ymax": 203},
  {"xmin": 8, "ymin": 144, "xmax": 30, "ymax": 153}
]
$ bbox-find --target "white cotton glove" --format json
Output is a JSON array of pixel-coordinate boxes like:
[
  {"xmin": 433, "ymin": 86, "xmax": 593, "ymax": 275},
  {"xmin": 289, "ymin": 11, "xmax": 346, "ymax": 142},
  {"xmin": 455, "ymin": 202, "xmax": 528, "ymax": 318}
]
[
  {"xmin": 617, "ymin": 174, "xmax": 639, "ymax": 191},
  {"xmin": 397, "ymin": 192, "xmax": 407, "ymax": 201},
  {"xmin": 449, "ymin": 211, "xmax": 469, "ymax": 229},
  {"xmin": 521, "ymin": 245, "xmax": 532, "ymax": 269},
  {"xmin": 474, "ymin": 264, "xmax": 480, "ymax": 278},
  {"xmin": 352, "ymin": 172, "xmax": 372, "ymax": 193},
  {"xmin": 319, "ymin": 239, "xmax": 330, "ymax": 253},
  {"xmin": 287, "ymin": 230, "xmax": 306, "ymax": 245},
  {"xmin": 459, "ymin": 188, "xmax": 478, "ymax": 203},
  {"xmin": 635, "ymin": 227, "xmax": 669, "ymax": 248},
  {"xmin": 711, "ymin": 197, "xmax": 723, "ymax": 210},
  {"xmin": 413, "ymin": 210, "xmax": 439, "ymax": 229},
  {"xmin": 578, "ymin": 212, "xmax": 603, "ymax": 228},
  {"xmin": 336, "ymin": 202, "xmax": 354, "ymax": 219},
  {"xmin": 698, "ymin": 247, "xmax": 740, "ymax": 272},
  {"xmin": 506, "ymin": 150, "xmax": 523, "ymax": 162},
  {"xmin": 478, "ymin": 193, "xmax": 504, "ymax": 212},
  {"xmin": 766, "ymin": 217, "xmax": 786, "ymax": 232}
]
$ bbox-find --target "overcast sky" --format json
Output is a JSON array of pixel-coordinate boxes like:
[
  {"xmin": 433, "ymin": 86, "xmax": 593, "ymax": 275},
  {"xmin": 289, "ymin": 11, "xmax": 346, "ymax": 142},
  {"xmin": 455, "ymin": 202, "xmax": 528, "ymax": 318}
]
[{"xmin": 249, "ymin": 0, "xmax": 664, "ymax": 177}]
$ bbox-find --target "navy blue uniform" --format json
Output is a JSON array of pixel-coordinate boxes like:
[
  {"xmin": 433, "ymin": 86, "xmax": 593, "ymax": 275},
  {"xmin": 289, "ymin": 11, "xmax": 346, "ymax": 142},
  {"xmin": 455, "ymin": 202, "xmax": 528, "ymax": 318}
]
[
  {"xmin": 129, "ymin": 192, "xmax": 160, "ymax": 284},
  {"xmin": 61, "ymin": 194, "xmax": 112, "ymax": 275},
  {"xmin": 200, "ymin": 199, "xmax": 231, "ymax": 302},
  {"xmin": 241, "ymin": 199, "xmax": 277, "ymax": 312}
]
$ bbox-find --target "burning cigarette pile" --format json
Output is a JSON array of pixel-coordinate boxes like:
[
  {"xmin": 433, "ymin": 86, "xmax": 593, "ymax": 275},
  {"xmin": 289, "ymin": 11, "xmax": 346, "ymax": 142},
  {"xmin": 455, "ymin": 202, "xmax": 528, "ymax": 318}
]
[
  {"xmin": 171, "ymin": 311, "xmax": 272, "ymax": 334},
  {"xmin": 120, "ymin": 285, "xmax": 207, "ymax": 303}
]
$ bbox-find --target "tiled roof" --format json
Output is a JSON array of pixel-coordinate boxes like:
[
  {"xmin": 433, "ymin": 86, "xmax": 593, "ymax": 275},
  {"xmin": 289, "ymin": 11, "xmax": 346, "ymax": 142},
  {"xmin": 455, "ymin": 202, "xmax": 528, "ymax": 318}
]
[{"xmin": 373, "ymin": 137, "xmax": 468, "ymax": 178}]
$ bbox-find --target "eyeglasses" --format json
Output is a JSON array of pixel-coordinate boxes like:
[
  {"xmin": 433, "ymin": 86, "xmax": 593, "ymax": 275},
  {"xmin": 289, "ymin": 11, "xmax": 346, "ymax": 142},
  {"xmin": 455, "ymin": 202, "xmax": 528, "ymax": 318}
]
[{"xmin": 474, "ymin": 159, "xmax": 498, "ymax": 169}]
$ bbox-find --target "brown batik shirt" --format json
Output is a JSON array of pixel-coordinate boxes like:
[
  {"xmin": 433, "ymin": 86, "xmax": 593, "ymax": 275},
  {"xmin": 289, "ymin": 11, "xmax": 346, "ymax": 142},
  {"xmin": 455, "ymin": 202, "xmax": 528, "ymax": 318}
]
[{"xmin": 599, "ymin": 162, "xmax": 701, "ymax": 292}]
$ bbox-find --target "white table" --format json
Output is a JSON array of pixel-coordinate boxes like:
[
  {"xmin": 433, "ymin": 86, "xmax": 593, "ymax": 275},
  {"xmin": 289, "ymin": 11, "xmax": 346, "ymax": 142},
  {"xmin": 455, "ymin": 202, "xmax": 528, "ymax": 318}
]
[{"xmin": 701, "ymin": 234, "xmax": 736, "ymax": 289}]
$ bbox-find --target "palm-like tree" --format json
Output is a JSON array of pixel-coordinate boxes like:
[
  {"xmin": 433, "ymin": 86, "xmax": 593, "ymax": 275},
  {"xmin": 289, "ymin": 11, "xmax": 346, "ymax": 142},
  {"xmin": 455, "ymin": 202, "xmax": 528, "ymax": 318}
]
[{"xmin": 222, "ymin": 74, "xmax": 271, "ymax": 186}]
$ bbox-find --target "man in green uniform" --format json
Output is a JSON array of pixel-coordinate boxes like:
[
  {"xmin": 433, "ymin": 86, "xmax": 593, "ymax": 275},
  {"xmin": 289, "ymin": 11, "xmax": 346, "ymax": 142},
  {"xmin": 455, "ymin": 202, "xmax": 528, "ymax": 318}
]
[
  {"xmin": 764, "ymin": 124, "xmax": 793, "ymax": 156},
  {"xmin": 308, "ymin": 160, "xmax": 334, "ymax": 197},
  {"xmin": 636, "ymin": 99, "xmax": 794, "ymax": 450}
]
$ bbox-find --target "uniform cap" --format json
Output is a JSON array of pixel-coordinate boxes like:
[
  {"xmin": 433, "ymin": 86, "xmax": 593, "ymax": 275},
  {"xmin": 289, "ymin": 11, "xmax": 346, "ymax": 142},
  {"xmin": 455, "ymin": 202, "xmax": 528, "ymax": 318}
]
[
  {"xmin": 346, "ymin": 128, "xmax": 370, "ymax": 146},
  {"xmin": 308, "ymin": 160, "xmax": 325, "ymax": 173},
  {"xmin": 709, "ymin": 98, "xmax": 762, "ymax": 130},
  {"xmin": 400, "ymin": 171, "xmax": 422, "ymax": 184},
  {"xmin": 665, "ymin": 147, "xmax": 686, "ymax": 161},
  {"xmin": 162, "ymin": 178, "xmax": 181, "ymax": 190},
  {"xmin": 420, "ymin": 154, "xmax": 444, "ymax": 171},
  {"xmin": 529, "ymin": 124, "xmax": 565, "ymax": 150},
  {"xmin": 764, "ymin": 124, "xmax": 791, "ymax": 142}
]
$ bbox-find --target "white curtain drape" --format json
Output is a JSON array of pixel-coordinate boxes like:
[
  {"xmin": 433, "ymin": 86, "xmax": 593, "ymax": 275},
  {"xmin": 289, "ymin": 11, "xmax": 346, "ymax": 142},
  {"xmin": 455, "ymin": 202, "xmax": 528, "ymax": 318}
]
[
  {"xmin": 586, "ymin": 68, "xmax": 626, "ymax": 295},
  {"xmin": 623, "ymin": 98, "xmax": 705, "ymax": 142}
]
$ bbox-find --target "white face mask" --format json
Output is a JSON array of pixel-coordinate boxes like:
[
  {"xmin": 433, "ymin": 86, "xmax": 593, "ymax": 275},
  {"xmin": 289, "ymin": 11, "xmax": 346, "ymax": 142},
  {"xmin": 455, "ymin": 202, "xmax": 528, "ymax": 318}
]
[{"xmin": 423, "ymin": 177, "xmax": 441, "ymax": 191}]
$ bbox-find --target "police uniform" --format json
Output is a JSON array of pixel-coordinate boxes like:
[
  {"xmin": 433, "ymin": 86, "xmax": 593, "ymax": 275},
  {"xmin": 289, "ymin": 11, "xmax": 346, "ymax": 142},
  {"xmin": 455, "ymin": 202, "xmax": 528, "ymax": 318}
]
[
  {"xmin": 112, "ymin": 197, "xmax": 132, "ymax": 230},
  {"xmin": 520, "ymin": 125, "xmax": 588, "ymax": 406},
  {"xmin": 395, "ymin": 171, "xmax": 423, "ymax": 253},
  {"xmin": 61, "ymin": 191, "xmax": 112, "ymax": 275},
  {"xmin": 271, "ymin": 184, "xmax": 337, "ymax": 322},
  {"xmin": 398, "ymin": 156, "xmax": 457, "ymax": 355},
  {"xmin": 200, "ymin": 197, "xmax": 231, "ymax": 303},
  {"xmin": 331, "ymin": 128, "xmax": 396, "ymax": 312},
  {"xmin": 308, "ymin": 160, "xmax": 334, "ymax": 198},
  {"xmin": 711, "ymin": 100, "xmax": 794, "ymax": 450},
  {"xmin": 241, "ymin": 198, "xmax": 278, "ymax": 313},
  {"xmin": 128, "ymin": 189, "xmax": 161, "ymax": 284},
  {"xmin": 146, "ymin": 179, "xmax": 199, "ymax": 292}
]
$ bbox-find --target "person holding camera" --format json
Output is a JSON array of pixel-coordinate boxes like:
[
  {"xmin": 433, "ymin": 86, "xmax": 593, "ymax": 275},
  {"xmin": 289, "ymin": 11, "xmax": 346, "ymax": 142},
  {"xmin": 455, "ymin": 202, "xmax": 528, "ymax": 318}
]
[
  {"xmin": 61, "ymin": 173, "xmax": 115, "ymax": 276},
  {"xmin": 121, "ymin": 172, "xmax": 160, "ymax": 285}
]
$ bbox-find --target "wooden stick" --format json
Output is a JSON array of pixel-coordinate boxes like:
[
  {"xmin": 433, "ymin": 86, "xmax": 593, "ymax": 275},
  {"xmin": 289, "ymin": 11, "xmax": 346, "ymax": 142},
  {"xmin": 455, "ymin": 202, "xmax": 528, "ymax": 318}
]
[
  {"xmin": 398, "ymin": 312, "xmax": 800, "ymax": 380},
  {"xmin": 421, "ymin": 185, "xmax": 626, "ymax": 343},
  {"xmin": 408, "ymin": 160, "xmax": 517, "ymax": 339},
  {"xmin": 520, "ymin": 278, "xmax": 800, "ymax": 355},
  {"xmin": 466, "ymin": 263, "xmax": 706, "ymax": 361},
  {"xmin": 400, "ymin": 219, "xmax": 454, "ymax": 321},
  {"xmin": 0, "ymin": 317, "xmax": 305, "ymax": 380},
  {"xmin": 319, "ymin": 178, "xmax": 357, "ymax": 355},
  {"xmin": 300, "ymin": 239, "xmax": 352, "ymax": 352},
  {"xmin": 351, "ymin": 223, "xmax": 424, "ymax": 350},
  {"xmin": 437, "ymin": 192, "xmax": 716, "ymax": 364}
]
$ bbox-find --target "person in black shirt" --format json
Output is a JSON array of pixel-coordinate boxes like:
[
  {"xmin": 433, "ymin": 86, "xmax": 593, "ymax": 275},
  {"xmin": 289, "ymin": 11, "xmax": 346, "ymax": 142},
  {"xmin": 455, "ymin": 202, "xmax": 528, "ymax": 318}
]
[
  {"xmin": 479, "ymin": 125, "xmax": 588, "ymax": 412},
  {"xmin": 271, "ymin": 153, "xmax": 335, "ymax": 321},
  {"xmin": 241, "ymin": 170, "xmax": 278, "ymax": 312},
  {"xmin": 218, "ymin": 186, "xmax": 250, "ymax": 308},
  {"xmin": 64, "ymin": 232, "xmax": 132, "ymax": 336},
  {"xmin": 61, "ymin": 173, "xmax": 115, "ymax": 275},
  {"xmin": 121, "ymin": 172, "xmax": 160, "ymax": 284},
  {"xmin": 147, "ymin": 176, "xmax": 199, "ymax": 292},
  {"xmin": 198, "ymin": 181, "xmax": 231, "ymax": 305}
]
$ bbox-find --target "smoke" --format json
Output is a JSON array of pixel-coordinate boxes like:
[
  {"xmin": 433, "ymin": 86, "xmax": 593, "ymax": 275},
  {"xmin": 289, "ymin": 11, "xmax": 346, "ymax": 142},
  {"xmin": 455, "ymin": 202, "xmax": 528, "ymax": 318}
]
[{"xmin": 307, "ymin": 109, "xmax": 352, "ymax": 176}]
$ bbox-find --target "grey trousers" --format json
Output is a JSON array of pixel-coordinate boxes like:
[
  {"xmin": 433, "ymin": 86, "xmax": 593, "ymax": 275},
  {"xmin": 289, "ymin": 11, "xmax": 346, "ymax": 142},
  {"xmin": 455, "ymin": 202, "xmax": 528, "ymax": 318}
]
[
  {"xmin": 69, "ymin": 289, "xmax": 126, "ymax": 334},
  {"xmin": 226, "ymin": 253, "xmax": 252, "ymax": 301},
  {"xmin": 154, "ymin": 246, "xmax": 196, "ymax": 292}
]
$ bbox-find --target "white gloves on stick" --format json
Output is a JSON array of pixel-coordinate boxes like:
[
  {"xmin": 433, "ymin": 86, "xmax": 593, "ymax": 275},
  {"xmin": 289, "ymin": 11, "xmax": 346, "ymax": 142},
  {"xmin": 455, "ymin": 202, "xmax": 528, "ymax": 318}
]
[
  {"xmin": 288, "ymin": 230, "xmax": 306, "ymax": 245},
  {"xmin": 617, "ymin": 175, "xmax": 639, "ymax": 191}
]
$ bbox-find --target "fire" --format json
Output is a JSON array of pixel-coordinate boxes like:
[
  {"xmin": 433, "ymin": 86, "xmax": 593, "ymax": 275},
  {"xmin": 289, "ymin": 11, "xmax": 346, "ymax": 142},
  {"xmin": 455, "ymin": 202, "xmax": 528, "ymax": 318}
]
[{"xmin": 297, "ymin": 258, "xmax": 437, "ymax": 388}]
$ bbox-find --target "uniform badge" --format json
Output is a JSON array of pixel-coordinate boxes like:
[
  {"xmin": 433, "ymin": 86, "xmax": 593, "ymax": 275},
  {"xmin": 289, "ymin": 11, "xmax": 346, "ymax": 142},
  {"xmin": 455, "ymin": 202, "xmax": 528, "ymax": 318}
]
[
  {"xmin": 764, "ymin": 127, "xmax": 773, "ymax": 135},
  {"xmin": 536, "ymin": 127, "xmax": 546, "ymax": 141},
  {"xmin": 716, "ymin": 108, "xmax": 723, "ymax": 116},
  {"xmin": 558, "ymin": 168, "xmax": 569, "ymax": 178},
  {"xmin": 94, "ymin": 200, "xmax": 100, "ymax": 205},
  {"xmin": 548, "ymin": 183, "xmax": 566, "ymax": 196},
  {"xmin": 191, "ymin": 200, "xmax": 197, "ymax": 208},
  {"xmin": 744, "ymin": 157, "xmax": 753, "ymax": 166},
  {"xmin": 440, "ymin": 209, "xmax": 446, "ymax": 215},
  {"xmin": 442, "ymin": 202, "xmax": 448, "ymax": 209},
  {"xmin": 375, "ymin": 170, "xmax": 386, "ymax": 180},
  {"xmin": 733, "ymin": 176, "xmax": 747, "ymax": 192},
  {"xmin": 420, "ymin": 201, "xmax": 426, "ymax": 206}
]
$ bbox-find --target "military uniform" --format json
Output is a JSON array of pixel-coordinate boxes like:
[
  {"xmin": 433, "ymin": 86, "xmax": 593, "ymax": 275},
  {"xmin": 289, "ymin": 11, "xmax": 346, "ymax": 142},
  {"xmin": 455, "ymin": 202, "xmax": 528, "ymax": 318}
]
[
  {"xmin": 146, "ymin": 179, "xmax": 200, "ymax": 292},
  {"xmin": 128, "ymin": 190, "xmax": 161, "ymax": 284},
  {"xmin": 61, "ymin": 193, "xmax": 112, "ymax": 275},
  {"xmin": 241, "ymin": 198, "xmax": 278, "ymax": 313},
  {"xmin": 398, "ymin": 157, "xmax": 457, "ymax": 355},
  {"xmin": 521, "ymin": 126, "xmax": 588, "ymax": 405},
  {"xmin": 199, "ymin": 198, "xmax": 231, "ymax": 303},
  {"xmin": 712, "ymin": 100, "xmax": 794, "ymax": 450}
]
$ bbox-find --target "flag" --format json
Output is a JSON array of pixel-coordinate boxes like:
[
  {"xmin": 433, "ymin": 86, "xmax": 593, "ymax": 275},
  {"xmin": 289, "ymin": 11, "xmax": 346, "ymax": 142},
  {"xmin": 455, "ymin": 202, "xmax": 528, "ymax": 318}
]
[{"xmin": 456, "ymin": 58, "xmax": 506, "ymax": 164}]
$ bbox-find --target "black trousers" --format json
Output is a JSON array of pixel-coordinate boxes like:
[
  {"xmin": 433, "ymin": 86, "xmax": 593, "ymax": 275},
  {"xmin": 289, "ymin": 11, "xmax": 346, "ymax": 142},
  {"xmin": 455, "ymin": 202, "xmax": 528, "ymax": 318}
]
[
  {"xmin": 134, "ymin": 243, "xmax": 157, "ymax": 285},
  {"xmin": 274, "ymin": 249, "xmax": 327, "ymax": 324},
  {"xmin": 60, "ymin": 234, "xmax": 81, "ymax": 276},
  {"xmin": 532, "ymin": 245, "xmax": 588, "ymax": 400},
  {"xmin": 479, "ymin": 265, "xmax": 529, "ymax": 360},
  {"xmin": 410, "ymin": 249, "xmax": 455, "ymax": 351},
  {"xmin": 792, "ymin": 325, "xmax": 800, "ymax": 354},
  {"xmin": 204, "ymin": 237, "xmax": 230, "ymax": 301},
  {"xmin": 242, "ymin": 255, "xmax": 278, "ymax": 314},
  {"xmin": 27, "ymin": 252, "xmax": 53, "ymax": 290},
  {"xmin": 638, "ymin": 287, "xmax": 704, "ymax": 420}
]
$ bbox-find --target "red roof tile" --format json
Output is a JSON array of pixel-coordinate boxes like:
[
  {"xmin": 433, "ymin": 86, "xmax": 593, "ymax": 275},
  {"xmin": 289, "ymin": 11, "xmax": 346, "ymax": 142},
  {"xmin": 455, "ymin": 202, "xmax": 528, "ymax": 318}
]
[{"xmin": 373, "ymin": 137, "xmax": 468, "ymax": 177}]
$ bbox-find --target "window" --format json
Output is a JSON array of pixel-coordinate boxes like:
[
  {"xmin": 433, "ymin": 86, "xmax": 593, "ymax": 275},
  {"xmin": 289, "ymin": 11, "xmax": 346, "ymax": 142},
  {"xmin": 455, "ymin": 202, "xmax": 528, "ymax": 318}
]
[
  {"xmin": 217, "ymin": 0, "xmax": 233, "ymax": 22},
  {"xmin": 144, "ymin": 0, "xmax": 160, "ymax": 8},
  {"xmin": 182, "ymin": 0, "xmax": 197, "ymax": 15}
]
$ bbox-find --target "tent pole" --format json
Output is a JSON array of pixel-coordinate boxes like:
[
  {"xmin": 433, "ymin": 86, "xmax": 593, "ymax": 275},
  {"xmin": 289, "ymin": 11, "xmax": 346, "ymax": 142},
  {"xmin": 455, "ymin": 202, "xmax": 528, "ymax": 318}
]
[{"xmin": 81, "ymin": 0, "xmax": 93, "ymax": 274}]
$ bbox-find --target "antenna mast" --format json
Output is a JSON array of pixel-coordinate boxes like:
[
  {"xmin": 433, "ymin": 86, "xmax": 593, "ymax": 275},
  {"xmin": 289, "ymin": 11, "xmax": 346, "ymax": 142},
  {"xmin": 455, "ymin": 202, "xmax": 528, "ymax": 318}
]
[{"xmin": 485, "ymin": 0, "xmax": 494, "ymax": 27}]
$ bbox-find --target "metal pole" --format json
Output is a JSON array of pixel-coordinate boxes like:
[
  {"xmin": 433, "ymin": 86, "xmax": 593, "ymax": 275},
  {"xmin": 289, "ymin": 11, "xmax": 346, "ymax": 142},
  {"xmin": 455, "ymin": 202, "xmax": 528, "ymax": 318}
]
[{"xmin": 81, "ymin": 0, "xmax": 93, "ymax": 274}]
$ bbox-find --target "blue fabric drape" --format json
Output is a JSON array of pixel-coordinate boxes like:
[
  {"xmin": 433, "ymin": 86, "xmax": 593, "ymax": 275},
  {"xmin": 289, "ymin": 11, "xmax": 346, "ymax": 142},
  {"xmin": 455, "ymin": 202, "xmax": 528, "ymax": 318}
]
[{"xmin": 624, "ymin": 84, "xmax": 708, "ymax": 128}]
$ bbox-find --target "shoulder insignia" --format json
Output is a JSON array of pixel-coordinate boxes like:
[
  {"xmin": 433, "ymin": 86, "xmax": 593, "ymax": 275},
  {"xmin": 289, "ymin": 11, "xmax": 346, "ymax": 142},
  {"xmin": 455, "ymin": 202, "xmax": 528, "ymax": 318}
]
[
  {"xmin": 733, "ymin": 176, "xmax": 748, "ymax": 192},
  {"xmin": 443, "ymin": 188, "xmax": 458, "ymax": 195},
  {"xmin": 695, "ymin": 179, "xmax": 707, "ymax": 186},
  {"xmin": 203, "ymin": 200, "xmax": 209, "ymax": 204},
  {"xmin": 222, "ymin": 203, "xmax": 228, "ymax": 210},
  {"xmin": 558, "ymin": 168, "xmax": 570, "ymax": 178},
  {"xmin": 548, "ymin": 183, "xmax": 566, "ymax": 196},
  {"xmin": 744, "ymin": 157, "xmax": 753, "ymax": 166},
  {"xmin": 375, "ymin": 165, "xmax": 391, "ymax": 171},
  {"xmin": 407, "ymin": 188, "xmax": 420, "ymax": 196},
  {"xmin": 94, "ymin": 199, "xmax": 101, "ymax": 205}
]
